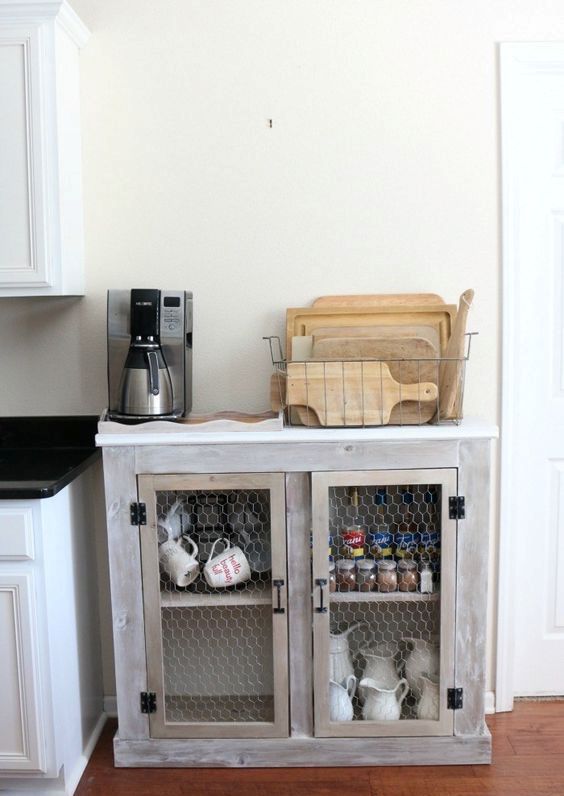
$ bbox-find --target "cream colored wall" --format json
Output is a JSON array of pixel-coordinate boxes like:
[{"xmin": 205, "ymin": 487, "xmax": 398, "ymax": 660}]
[{"xmin": 3, "ymin": 0, "xmax": 564, "ymax": 701}]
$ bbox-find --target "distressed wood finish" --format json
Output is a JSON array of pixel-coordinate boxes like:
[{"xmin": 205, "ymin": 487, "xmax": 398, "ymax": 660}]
[
  {"xmin": 113, "ymin": 731, "xmax": 491, "ymax": 767},
  {"xmin": 286, "ymin": 472, "xmax": 313, "ymax": 738},
  {"xmin": 138, "ymin": 473, "xmax": 289, "ymax": 739},
  {"xmin": 455, "ymin": 438, "xmax": 492, "ymax": 736},
  {"xmin": 101, "ymin": 447, "xmax": 148, "ymax": 740},
  {"xmin": 97, "ymin": 422, "xmax": 495, "ymax": 766},
  {"xmin": 135, "ymin": 440, "xmax": 461, "ymax": 474}
]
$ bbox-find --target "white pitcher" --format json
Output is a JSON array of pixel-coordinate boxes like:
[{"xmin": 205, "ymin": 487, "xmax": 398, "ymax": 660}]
[
  {"xmin": 329, "ymin": 624, "xmax": 363, "ymax": 687},
  {"xmin": 358, "ymin": 643, "xmax": 398, "ymax": 701},
  {"xmin": 403, "ymin": 638, "xmax": 439, "ymax": 701},
  {"xmin": 417, "ymin": 673, "xmax": 440, "ymax": 721},
  {"xmin": 360, "ymin": 677, "xmax": 409, "ymax": 721},
  {"xmin": 329, "ymin": 675, "xmax": 357, "ymax": 722}
]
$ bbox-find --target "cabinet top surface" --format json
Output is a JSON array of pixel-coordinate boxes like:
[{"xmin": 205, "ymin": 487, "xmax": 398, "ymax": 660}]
[{"xmin": 96, "ymin": 417, "xmax": 498, "ymax": 447}]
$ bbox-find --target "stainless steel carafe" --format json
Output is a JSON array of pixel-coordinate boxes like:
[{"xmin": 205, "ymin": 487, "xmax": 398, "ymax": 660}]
[{"xmin": 118, "ymin": 343, "xmax": 174, "ymax": 416}]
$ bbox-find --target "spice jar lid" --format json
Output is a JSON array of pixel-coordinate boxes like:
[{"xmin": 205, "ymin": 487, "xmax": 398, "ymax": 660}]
[
  {"xmin": 336, "ymin": 559, "xmax": 356, "ymax": 570},
  {"xmin": 356, "ymin": 558, "xmax": 376, "ymax": 570},
  {"xmin": 377, "ymin": 560, "xmax": 397, "ymax": 571},
  {"xmin": 398, "ymin": 559, "xmax": 418, "ymax": 571}
]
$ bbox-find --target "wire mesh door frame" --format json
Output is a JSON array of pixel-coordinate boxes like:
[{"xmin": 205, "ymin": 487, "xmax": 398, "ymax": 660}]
[
  {"xmin": 138, "ymin": 472, "xmax": 289, "ymax": 739},
  {"xmin": 311, "ymin": 468, "xmax": 457, "ymax": 738}
]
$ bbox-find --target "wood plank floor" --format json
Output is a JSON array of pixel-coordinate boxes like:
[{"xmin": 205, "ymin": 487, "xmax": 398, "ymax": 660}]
[{"xmin": 76, "ymin": 702, "xmax": 564, "ymax": 796}]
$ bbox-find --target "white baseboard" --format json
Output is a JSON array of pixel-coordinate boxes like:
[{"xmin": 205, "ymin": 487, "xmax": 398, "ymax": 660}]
[
  {"xmin": 485, "ymin": 691, "xmax": 496, "ymax": 714},
  {"xmin": 65, "ymin": 711, "xmax": 107, "ymax": 796},
  {"xmin": 103, "ymin": 695, "xmax": 118, "ymax": 717}
]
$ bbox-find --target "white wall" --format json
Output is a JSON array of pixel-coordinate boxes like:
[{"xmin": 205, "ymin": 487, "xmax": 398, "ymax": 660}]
[{"xmin": 4, "ymin": 0, "xmax": 564, "ymax": 698}]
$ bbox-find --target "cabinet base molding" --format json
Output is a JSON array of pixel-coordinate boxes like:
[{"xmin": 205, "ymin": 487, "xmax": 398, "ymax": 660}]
[{"xmin": 113, "ymin": 731, "xmax": 491, "ymax": 768}]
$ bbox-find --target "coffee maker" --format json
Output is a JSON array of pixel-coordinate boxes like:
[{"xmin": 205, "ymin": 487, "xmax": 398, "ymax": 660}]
[{"xmin": 107, "ymin": 289, "xmax": 193, "ymax": 421}]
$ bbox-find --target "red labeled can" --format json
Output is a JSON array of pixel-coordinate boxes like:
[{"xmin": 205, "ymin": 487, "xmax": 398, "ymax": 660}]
[{"xmin": 341, "ymin": 525, "xmax": 366, "ymax": 558}]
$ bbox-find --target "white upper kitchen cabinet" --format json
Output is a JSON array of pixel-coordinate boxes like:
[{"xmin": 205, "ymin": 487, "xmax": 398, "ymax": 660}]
[{"xmin": 0, "ymin": 1, "xmax": 89, "ymax": 297}]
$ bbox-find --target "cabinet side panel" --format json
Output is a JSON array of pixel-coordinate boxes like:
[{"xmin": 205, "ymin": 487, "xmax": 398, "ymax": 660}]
[
  {"xmin": 54, "ymin": 22, "xmax": 84, "ymax": 294},
  {"xmin": 456, "ymin": 439, "xmax": 492, "ymax": 736},
  {"xmin": 286, "ymin": 472, "xmax": 313, "ymax": 738},
  {"xmin": 102, "ymin": 447, "xmax": 149, "ymax": 740}
]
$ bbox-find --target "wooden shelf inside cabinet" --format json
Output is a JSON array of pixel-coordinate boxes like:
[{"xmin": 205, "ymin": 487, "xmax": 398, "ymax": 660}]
[
  {"xmin": 160, "ymin": 580, "xmax": 273, "ymax": 608},
  {"xmin": 330, "ymin": 591, "xmax": 440, "ymax": 603}
]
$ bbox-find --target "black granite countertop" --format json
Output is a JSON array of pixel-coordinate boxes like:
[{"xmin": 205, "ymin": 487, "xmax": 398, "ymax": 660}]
[{"xmin": 0, "ymin": 416, "xmax": 101, "ymax": 499}]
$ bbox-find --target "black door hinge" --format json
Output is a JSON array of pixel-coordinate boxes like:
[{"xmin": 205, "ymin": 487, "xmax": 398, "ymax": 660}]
[
  {"xmin": 449, "ymin": 496, "xmax": 465, "ymax": 520},
  {"xmin": 447, "ymin": 687, "xmax": 463, "ymax": 710},
  {"xmin": 140, "ymin": 691, "xmax": 156, "ymax": 713},
  {"xmin": 130, "ymin": 502, "xmax": 147, "ymax": 525}
]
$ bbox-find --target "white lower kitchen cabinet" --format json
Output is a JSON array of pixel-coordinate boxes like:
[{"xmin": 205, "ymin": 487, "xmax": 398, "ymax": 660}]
[
  {"xmin": 0, "ymin": 465, "xmax": 105, "ymax": 795},
  {"xmin": 98, "ymin": 420, "xmax": 497, "ymax": 767}
]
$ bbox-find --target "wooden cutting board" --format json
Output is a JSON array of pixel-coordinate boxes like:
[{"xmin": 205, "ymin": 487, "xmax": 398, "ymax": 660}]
[
  {"xmin": 271, "ymin": 372, "xmax": 436, "ymax": 426},
  {"xmin": 286, "ymin": 305, "xmax": 455, "ymax": 360},
  {"xmin": 312, "ymin": 293, "xmax": 445, "ymax": 307},
  {"xmin": 311, "ymin": 335, "xmax": 439, "ymax": 384},
  {"xmin": 286, "ymin": 361, "xmax": 438, "ymax": 426}
]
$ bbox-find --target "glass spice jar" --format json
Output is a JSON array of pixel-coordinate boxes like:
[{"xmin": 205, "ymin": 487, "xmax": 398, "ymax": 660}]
[
  {"xmin": 419, "ymin": 561, "xmax": 434, "ymax": 594},
  {"xmin": 335, "ymin": 559, "xmax": 357, "ymax": 591},
  {"xmin": 328, "ymin": 562, "xmax": 337, "ymax": 593},
  {"xmin": 356, "ymin": 558, "xmax": 377, "ymax": 592},
  {"xmin": 398, "ymin": 559, "xmax": 419, "ymax": 592},
  {"xmin": 376, "ymin": 560, "xmax": 397, "ymax": 592},
  {"xmin": 341, "ymin": 525, "xmax": 366, "ymax": 559}
]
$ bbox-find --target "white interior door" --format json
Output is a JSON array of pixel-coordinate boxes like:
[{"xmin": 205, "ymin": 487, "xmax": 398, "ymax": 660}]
[{"xmin": 501, "ymin": 44, "xmax": 564, "ymax": 698}]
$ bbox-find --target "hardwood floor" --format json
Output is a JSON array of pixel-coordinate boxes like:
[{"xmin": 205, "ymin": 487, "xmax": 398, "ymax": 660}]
[{"xmin": 76, "ymin": 702, "xmax": 564, "ymax": 796}]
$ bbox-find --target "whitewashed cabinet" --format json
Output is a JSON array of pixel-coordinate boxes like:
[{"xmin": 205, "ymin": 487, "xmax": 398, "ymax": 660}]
[
  {"xmin": 0, "ymin": 0, "xmax": 89, "ymax": 297},
  {"xmin": 99, "ymin": 421, "xmax": 497, "ymax": 768}
]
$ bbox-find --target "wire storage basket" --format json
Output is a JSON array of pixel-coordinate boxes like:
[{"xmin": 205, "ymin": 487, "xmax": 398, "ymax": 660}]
[{"xmin": 265, "ymin": 334, "xmax": 475, "ymax": 427}]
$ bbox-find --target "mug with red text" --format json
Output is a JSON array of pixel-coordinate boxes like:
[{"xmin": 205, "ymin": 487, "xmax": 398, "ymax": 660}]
[{"xmin": 203, "ymin": 538, "xmax": 251, "ymax": 588}]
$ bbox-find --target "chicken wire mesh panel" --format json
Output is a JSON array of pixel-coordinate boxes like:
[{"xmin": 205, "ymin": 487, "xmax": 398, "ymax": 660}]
[
  {"xmin": 161, "ymin": 606, "xmax": 275, "ymax": 724},
  {"xmin": 327, "ymin": 484, "xmax": 441, "ymax": 723},
  {"xmin": 155, "ymin": 488, "xmax": 275, "ymax": 724}
]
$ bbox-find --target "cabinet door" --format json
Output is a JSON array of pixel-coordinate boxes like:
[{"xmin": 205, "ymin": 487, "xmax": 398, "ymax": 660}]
[
  {"xmin": 0, "ymin": 572, "xmax": 46, "ymax": 771},
  {"xmin": 0, "ymin": 23, "xmax": 51, "ymax": 288},
  {"xmin": 312, "ymin": 469, "xmax": 457, "ymax": 737},
  {"xmin": 139, "ymin": 473, "xmax": 289, "ymax": 738}
]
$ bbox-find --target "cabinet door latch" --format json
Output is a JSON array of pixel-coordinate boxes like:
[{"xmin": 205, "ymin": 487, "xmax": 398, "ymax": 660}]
[
  {"xmin": 140, "ymin": 691, "xmax": 156, "ymax": 713},
  {"xmin": 449, "ymin": 496, "xmax": 465, "ymax": 520},
  {"xmin": 130, "ymin": 502, "xmax": 147, "ymax": 526},
  {"xmin": 447, "ymin": 687, "xmax": 463, "ymax": 710},
  {"xmin": 273, "ymin": 579, "xmax": 285, "ymax": 614}
]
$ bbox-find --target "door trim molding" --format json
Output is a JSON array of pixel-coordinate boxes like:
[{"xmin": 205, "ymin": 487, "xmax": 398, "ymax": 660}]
[{"xmin": 497, "ymin": 42, "xmax": 564, "ymax": 712}]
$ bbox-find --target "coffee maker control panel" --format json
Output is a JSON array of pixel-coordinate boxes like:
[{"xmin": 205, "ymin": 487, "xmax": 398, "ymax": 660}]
[{"xmin": 161, "ymin": 293, "xmax": 184, "ymax": 338}]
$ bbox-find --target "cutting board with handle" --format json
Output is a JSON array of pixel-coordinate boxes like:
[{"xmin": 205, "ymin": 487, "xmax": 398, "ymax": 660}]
[
  {"xmin": 286, "ymin": 361, "xmax": 438, "ymax": 426},
  {"xmin": 271, "ymin": 372, "xmax": 436, "ymax": 426},
  {"xmin": 287, "ymin": 304, "xmax": 455, "ymax": 360},
  {"xmin": 311, "ymin": 335, "xmax": 439, "ymax": 384},
  {"xmin": 312, "ymin": 293, "xmax": 445, "ymax": 307}
]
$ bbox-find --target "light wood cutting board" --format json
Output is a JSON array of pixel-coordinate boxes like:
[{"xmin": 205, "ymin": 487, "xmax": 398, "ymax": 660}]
[
  {"xmin": 311, "ymin": 335, "xmax": 439, "ymax": 384},
  {"xmin": 286, "ymin": 361, "xmax": 438, "ymax": 426},
  {"xmin": 271, "ymin": 372, "xmax": 436, "ymax": 426},
  {"xmin": 286, "ymin": 305, "xmax": 455, "ymax": 360},
  {"xmin": 312, "ymin": 293, "xmax": 445, "ymax": 307}
]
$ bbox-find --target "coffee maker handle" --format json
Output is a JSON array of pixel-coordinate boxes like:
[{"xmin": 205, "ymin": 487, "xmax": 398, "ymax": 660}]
[{"xmin": 146, "ymin": 350, "xmax": 160, "ymax": 396}]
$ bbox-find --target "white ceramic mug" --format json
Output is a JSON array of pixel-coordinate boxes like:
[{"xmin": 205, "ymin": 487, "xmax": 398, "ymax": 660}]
[
  {"xmin": 203, "ymin": 538, "xmax": 251, "ymax": 588},
  {"xmin": 159, "ymin": 534, "xmax": 199, "ymax": 587}
]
